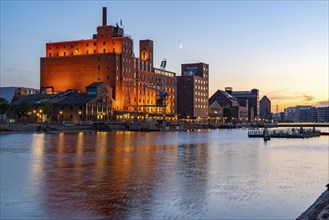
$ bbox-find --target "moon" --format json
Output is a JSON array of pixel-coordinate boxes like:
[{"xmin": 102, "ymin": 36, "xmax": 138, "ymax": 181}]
[{"xmin": 179, "ymin": 43, "xmax": 183, "ymax": 49}]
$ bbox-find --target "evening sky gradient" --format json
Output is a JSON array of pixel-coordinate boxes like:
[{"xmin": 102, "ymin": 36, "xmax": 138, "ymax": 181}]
[{"xmin": 1, "ymin": 1, "xmax": 328, "ymax": 112}]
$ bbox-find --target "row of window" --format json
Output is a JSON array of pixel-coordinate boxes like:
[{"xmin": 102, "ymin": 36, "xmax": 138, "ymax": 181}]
[
  {"xmin": 195, "ymin": 85, "xmax": 207, "ymax": 90},
  {"xmin": 195, "ymin": 92, "xmax": 207, "ymax": 96},
  {"xmin": 195, "ymin": 79, "xmax": 207, "ymax": 84},
  {"xmin": 195, "ymin": 105, "xmax": 208, "ymax": 109},
  {"xmin": 49, "ymin": 40, "xmax": 134, "ymax": 51},
  {"xmin": 97, "ymin": 65, "xmax": 111, "ymax": 70},
  {"xmin": 49, "ymin": 42, "xmax": 97, "ymax": 50},
  {"xmin": 195, "ymin": 98, "xmax": 208, "ymax": 103}
]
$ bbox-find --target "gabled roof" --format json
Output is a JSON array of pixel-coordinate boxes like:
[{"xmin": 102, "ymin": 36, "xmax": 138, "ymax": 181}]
[
  {"xmin": 57, "ymin": 92, "xmax": 95, "ymax": 105},
  {"xmin": 10, "ymin": 94, "xmax": 50, "ymax": 106},
  {"xmin": 86, "ymin": 82, "xmax": 104, "ymax": 88}
]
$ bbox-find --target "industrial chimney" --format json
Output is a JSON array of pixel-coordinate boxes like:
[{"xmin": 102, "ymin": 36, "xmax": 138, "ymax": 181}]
[
  {"xmin": 225, "ymin": 87, "xmax": 233, "ymax": 95},
  {"xmin": 102, "ymin": 7, "xmax": 107, "ymax": 26}
]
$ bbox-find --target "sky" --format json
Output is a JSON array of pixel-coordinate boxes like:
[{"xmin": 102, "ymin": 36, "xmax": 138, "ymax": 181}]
[{"xmin": 1, "ymin": 1, "xmax": 328, "ymax": 112}]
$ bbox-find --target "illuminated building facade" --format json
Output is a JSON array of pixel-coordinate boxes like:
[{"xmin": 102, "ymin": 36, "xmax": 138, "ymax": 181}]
[
  {"xmin": 176, "ymin": 63, "xmax": 209, "ymax": 119},
  {"xmin": 40, "ymin": 7, "xmax": 176, "ymax": 116},
  {"xmin": 9, "ymin": 82, "xmax": 113, "ymax": 123}
]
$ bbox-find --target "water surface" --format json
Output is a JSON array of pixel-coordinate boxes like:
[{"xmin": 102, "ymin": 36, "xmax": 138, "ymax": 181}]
[{"xmin": 1, "ymin": 129, "xmax": 328, "ymax": 219}]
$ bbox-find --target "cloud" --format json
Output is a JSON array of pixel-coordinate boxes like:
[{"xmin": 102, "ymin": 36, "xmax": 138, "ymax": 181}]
[
  {"xmin": 316, "ymin": 100, "xmax": 329, "ymax": 107},
  {"xmin": 268, "ymin": 93, "xmax": 315, "ymax": 102},
  {"xmin": 269, "ymin": 95, "xmax": 296, "ymax": 100},
  {"xmin": 303, "ymin": 94, "xmax": 314, "ymax": 101}
]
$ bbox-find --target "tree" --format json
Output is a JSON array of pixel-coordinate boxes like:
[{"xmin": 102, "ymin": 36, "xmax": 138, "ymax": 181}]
[
  {"xmin": 39, "ymin": 99, "xmax": 53, "ymax": 122},
  {"xmin": 16, "ymin": 101, "xmax": 31, "ymax": 118},
  {"xmin": 40, "ymin": 99, "xmax": 53, "ymax": 115},
  {"xmin": 223, "ymin": 107, "xmax": 233, "ymax": 121},
  {"xmin": 0, "ymin": 98, "xmax": 9, "ymax": 123}
]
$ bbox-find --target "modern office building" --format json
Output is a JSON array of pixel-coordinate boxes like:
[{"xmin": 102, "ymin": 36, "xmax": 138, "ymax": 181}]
[
  {"xmin": 0, "ymin": 87, "xmax": 39, "ymax": 102},
  {"xmin": 284, "ymin": 105, "xmax": 317, "ymax": 122},
  {"xmin": 317, "ymin": 107, "xmax": 329, "ymax": 122},
  {"xmin": 40, "ymin": 7, "xmax": 176, "ymax": 116},
  {"xmin": 176, "ymin": 63, "xmax": 209, "ymax": 119},
  {"xmin": 259, "ymin": 95, "xmax": 271, "ymax": 120},
  {"xmin": 225, "ymin": 87, "xmax": 259, "ymax": 121}
]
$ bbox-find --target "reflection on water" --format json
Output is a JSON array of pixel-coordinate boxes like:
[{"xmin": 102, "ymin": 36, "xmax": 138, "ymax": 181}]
[{"xmin": 0, "ymin": 130, "xmax": 328, "ymax": 219}]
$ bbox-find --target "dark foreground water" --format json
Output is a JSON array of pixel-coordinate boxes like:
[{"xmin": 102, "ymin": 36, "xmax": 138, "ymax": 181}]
[{"xmin": 1, "ymin": 129, "xmax": 328, "ymax": 219}]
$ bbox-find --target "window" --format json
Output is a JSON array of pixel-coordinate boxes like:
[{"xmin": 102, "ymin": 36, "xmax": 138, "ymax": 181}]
[
  {"xmin": 98, "ymin": 66, "xmax": 100, "ymax": 70},
  {"xmin": 107, "ymin": 55, "xmax": 110, "ymax": 60},
  {"xmin": 63, "ymin": 44, "xmax": 66, "ymax": 48},
  {"xmin": 49, "ymin": 53, "xmax": 51, "ymax": 57},
  {"xmin": 103, "ymin": 49, "xmax": 106, "ymax": 53},
  {"xmin": 70, "ymin": 106, "xmax": 73, "ymax": 110},
  {"xmin": 56, "ymin": 52, "xmax": 59, "ymax": 56},
  {"xmin": 94, "ymin": 50, "xmax": 96, "ymax": 54},
  {"xmin": 71, "ymin": 44, "xmax": 74, "ymax": 48},
  {"xmin": 86, "ymin": 50, "xmax": 89, "ymax": 54},
  {"xmin": 107, "ymin": 65, "xmax": 110, "ymax": 70},
  {"xmin": 86, "ymin": 43, "xmax": 89, "ymax": 47},
  {"xmin": 107, "ymin": 75, "xmax": 110, "ymax": 80},
  {"xmin": 98, "ymin": 56, "xmax": 100, "ymax": 61},
  {"xmin": 94, "ymin": 42, "xmax": 96, "ymax": 46},
  {"xmin": 103, "ymin": 41, "xmax": 106, "ymax": 45},
  {"xmin": 64, "ymin": 52, "xmax": 66, "ymax": 56},
  {"xmin": 71, "ymin": 52, "xmax": 74, "ymax": 55},
  {"xmin": 70, "ymin": 115, "xmax": 73, "ymax": 119}
]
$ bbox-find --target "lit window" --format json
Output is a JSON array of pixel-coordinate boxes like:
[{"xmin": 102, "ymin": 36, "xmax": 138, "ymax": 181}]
[{"xmin": 75, "ymin": 49, "xmax": 79, "ymax": 54}]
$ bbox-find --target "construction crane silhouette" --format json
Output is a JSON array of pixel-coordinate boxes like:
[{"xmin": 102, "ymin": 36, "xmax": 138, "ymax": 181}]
[{"xmin": 127, "ymin": 58, "xmax": 169, "ymax": 117}]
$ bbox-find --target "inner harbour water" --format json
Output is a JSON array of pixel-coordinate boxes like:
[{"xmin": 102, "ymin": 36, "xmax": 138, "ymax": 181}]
[{"xmin": 1, "ymin": 129, "xmax": 328, "ymax": 219}]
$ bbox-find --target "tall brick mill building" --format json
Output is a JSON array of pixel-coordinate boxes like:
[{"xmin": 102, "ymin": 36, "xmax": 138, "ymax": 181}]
[{"xmin": 40, "ymin": 7, "xmax": 176, "ymax": 118}]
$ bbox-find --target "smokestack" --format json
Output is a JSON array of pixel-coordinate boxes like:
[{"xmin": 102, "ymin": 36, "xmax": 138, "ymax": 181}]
[
  {"xmin": 102, "ymin": 7, "xmax": 107, "ymax": 26},
  {"xmin": 225, "ymin": 87, "xmax": 233, "ymax": 95}
]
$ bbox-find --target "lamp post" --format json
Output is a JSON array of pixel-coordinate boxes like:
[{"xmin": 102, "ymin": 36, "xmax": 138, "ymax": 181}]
[{"xmin": 58, "ymin": 111, "xmax": 63, "ymax": 124}]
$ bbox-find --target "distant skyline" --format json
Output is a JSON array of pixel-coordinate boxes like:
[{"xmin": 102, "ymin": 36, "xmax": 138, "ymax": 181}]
[{"xmin": 1, "ymin": 1, "xmax": 328, "ymax": 112}]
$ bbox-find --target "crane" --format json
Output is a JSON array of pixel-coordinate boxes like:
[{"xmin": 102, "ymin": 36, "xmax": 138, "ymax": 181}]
[{"xmin": 127, "ymin": 58, "xmax": 169, "ymax": 116}]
